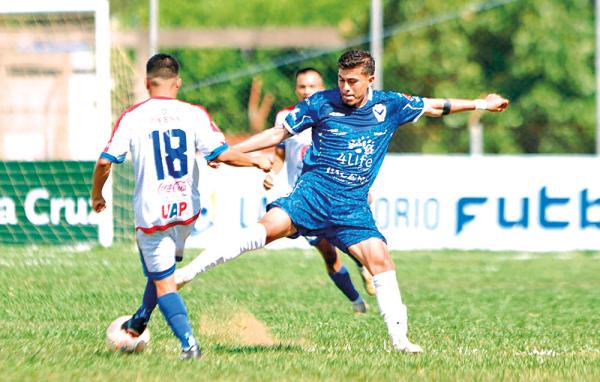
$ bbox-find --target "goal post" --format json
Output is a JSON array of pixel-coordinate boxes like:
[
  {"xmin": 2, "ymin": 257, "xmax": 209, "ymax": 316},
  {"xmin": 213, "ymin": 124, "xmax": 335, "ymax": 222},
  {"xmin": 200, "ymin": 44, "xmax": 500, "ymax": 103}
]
[{"xmin": 0, "ymin": 0, "xmax": 113, "ymax": 246}]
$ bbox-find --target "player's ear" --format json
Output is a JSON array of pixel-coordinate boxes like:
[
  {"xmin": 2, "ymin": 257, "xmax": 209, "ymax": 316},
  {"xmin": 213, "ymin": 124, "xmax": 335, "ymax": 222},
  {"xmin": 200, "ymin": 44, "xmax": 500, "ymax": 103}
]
[
  {"xmin": 176, "ymin": 77, "xmax": 182, "ymax": 89},
  {"xmin": 367, "ymin": 75, "xmax": 375, "ymax": 85},
  {"xmin": 145, "ymin": 77, "xmax": 151, "ymax": 90}
]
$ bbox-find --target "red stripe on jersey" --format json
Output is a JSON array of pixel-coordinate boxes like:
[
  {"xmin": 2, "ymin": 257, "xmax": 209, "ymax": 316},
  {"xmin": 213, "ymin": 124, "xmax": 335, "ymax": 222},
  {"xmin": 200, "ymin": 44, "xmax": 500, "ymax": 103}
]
[
  {"xmin": 135, "ymin": 211, "xmax": 201, "ymax": 234},
  {"xmin": 278, "ymin": 105, "xmax": 295, "ymax": 114},
  {"xmin": 104, "ymin": 98, "xmax": 152, "ymax": 152}
]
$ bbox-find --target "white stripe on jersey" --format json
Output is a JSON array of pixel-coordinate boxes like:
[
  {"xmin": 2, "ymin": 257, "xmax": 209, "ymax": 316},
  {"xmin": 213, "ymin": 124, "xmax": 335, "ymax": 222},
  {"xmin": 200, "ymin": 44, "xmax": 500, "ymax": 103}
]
[{"xmin": 103, "ymin": 97, "xmax": 226, "ymax": 232}]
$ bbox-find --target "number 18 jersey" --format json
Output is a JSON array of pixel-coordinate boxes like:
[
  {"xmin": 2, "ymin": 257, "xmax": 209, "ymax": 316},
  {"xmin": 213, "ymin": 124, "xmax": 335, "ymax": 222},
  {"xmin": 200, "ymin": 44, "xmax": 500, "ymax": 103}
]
[{"xmin": 101, "ymin": 97, "xmax": 227, "ymax": 233}]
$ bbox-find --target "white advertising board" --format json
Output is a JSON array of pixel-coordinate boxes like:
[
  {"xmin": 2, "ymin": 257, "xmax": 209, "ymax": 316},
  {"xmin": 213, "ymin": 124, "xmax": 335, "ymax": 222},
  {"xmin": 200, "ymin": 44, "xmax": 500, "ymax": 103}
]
[{"xmin": 188, "ymin": 155, "xmax": 600, "ymax": 252}]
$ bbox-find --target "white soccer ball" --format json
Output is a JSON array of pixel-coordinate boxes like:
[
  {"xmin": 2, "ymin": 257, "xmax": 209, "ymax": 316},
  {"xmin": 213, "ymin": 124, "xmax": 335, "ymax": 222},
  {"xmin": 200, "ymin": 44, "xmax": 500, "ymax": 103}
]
[{"xmin": 106, "ymin": 315, "xmax": 150, "ymax": 353}]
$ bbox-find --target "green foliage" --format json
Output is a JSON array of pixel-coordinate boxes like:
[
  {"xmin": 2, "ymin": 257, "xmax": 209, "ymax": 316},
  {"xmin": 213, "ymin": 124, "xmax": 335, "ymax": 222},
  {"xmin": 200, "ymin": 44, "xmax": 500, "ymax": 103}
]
[
  {"xmin": 110, "ymin": 0, "xmax": 596, "ymax": 153},
  {"xmin": 109, "ymin": 0, "xmax": 368, "ymax": 27},
  {"xmin": 0, "ymin": 246, "xmax": 599, "ymax": 380},
  {"xmin": 381, "ymin": 0, "xmax": 595, "ymax": 153}
]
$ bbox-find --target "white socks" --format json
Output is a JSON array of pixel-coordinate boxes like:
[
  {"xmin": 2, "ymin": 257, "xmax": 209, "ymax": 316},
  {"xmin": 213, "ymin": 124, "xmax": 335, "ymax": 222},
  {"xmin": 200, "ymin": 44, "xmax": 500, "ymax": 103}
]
[
  {"xmin": 175, "ymin": 223, "xmax": 267, "ymax": 286},
  {"xmin": 373, "ymin": 270, "xmax": 409, "ymax": 347}
]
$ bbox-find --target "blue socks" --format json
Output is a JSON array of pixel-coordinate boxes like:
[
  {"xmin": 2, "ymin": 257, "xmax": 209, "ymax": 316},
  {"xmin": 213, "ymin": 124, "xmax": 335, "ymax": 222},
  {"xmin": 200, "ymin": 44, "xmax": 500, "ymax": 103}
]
[
  {"xmin": 158, "ymin": 292, "xmax": 197, "ymax": 350},
  {"xmin": 132, "ymin": 278, "xmax": 157, "ymax": 322},
  {"xmin": 329, "ymin": 265, "xmax": 360, "ymax": 303}
]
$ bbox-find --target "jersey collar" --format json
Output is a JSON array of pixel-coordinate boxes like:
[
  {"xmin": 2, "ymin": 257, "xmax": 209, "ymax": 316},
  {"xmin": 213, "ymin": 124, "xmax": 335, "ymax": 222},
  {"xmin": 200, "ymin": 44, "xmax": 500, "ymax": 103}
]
[
  {"xmin": 357, "ymin": 87, "xmax": 374, "ymax": 109},
  {"xmin": 150, "ymin": 96, "xmax": 176, "ymax": 100}
]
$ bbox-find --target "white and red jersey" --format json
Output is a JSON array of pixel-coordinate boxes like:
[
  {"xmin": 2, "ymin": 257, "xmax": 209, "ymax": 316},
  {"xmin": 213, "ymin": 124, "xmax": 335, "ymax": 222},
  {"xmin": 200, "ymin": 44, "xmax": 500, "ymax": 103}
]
[
  {"xmin": 102, "ymin": 96, "xmax": 227, "ymax": 233},
  {"xmin": 275, "ymin": 105, "xmax": 312, "ymax": 187}
]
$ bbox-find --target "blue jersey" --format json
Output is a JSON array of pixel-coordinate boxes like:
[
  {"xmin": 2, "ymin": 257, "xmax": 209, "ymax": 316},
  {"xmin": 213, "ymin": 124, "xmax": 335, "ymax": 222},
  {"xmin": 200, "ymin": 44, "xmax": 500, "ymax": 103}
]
[{"xmin": 283, "ymin": 88, "xmax": 425, "ymax": 200}]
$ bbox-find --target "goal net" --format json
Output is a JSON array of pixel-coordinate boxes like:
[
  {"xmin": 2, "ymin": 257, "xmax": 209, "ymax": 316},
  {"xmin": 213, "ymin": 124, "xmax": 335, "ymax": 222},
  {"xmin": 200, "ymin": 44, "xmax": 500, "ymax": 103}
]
[{"xmin": 0, "ymin": 0, "xmax": 112, "ymax": 246}]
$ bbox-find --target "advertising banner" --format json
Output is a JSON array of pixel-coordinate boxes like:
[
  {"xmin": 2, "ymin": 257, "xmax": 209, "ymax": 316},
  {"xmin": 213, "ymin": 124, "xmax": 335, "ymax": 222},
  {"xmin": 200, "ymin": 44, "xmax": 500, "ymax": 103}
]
[
  {"xmin": 189, "ymin": 155, "xmax": 600, "ymax": 252},
  {"xmin": 0, "ymin": 161, "xmax": 99, "ymax": 244}
]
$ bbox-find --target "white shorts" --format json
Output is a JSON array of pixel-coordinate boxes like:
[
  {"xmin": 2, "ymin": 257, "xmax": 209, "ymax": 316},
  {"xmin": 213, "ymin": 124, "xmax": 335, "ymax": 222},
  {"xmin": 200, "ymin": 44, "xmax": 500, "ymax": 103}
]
[{"xmin": 135, "ymin": 224, "xmax": 193, "ymax": 280}]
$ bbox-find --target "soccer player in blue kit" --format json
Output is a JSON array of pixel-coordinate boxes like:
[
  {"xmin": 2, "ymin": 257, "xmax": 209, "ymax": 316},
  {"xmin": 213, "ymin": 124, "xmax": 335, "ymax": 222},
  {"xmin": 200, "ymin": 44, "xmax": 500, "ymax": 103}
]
[{"xmin": 175, "ymin": 49, "xmax": 509, "ymax": 352}]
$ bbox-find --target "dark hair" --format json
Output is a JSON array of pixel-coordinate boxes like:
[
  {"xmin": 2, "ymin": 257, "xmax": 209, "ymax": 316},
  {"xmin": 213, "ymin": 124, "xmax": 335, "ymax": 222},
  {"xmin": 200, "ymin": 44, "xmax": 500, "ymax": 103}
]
[
  {"xmin": 146, "ymin": 53, "xmax": 179, "ymax": 79},
  {"xmin": 337, "ymin": 49, "xmax": 375, "ymax": 75},
  {"xmin": 295, "ymin": 67, "xmax": 322, "ymax": 79}
]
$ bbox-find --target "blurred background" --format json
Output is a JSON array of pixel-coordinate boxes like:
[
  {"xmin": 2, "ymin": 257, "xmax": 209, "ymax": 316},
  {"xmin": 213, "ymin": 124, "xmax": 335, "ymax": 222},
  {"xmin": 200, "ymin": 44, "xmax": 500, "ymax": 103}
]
[{"xmin": 1, "ymin": 0, "xmax": 596, "ymax": 157}]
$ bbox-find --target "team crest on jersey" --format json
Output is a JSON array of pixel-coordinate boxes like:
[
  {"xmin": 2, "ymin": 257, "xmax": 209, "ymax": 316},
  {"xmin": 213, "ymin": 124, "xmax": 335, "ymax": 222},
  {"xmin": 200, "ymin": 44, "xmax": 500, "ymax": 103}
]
[{"xmin": 373, "ymin": 103, "xmax": 386, "ymax": 122}]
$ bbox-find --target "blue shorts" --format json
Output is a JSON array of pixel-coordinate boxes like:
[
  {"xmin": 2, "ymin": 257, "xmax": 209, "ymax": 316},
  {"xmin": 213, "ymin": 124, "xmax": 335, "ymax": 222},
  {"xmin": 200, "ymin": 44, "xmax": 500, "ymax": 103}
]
[{"xmin": 268, "ymin": 179, "xmax": 386, "ymax": 254}]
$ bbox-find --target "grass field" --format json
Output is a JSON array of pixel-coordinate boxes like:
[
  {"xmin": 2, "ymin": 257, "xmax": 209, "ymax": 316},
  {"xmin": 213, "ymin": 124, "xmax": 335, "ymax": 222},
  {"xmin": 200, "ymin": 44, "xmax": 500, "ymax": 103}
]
[{"xmin": 0, "ymin": 245, "xmax": 599, "ymax": 381}]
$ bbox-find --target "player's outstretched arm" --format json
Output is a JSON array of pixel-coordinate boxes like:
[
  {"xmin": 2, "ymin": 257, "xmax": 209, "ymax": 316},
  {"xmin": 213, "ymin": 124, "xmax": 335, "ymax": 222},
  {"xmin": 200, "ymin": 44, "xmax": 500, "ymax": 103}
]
[
  {"xmin": 91, "ymin": 158, "xmax": 112, "ymax": 213},
  {"xmin": 233, "ymin": 126, "xmax": 291, "ymax": 153},
  {"xmin": 215, "ymin": 148, "xmax": 272, "ymax": 173},
  {"xmin": 423, "ymin": 93, "xmax": 509, "ymax": 117}
]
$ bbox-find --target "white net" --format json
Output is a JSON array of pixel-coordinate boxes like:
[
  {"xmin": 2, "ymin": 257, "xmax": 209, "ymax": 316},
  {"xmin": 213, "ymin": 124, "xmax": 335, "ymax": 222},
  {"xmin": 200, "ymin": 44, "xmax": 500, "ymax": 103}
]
[
  {"xmin": 0, "ymin": 11, "xmax": 104, "ymax": 160},
  {"xmin": 0, "ymin": 3, "xmax": 113, "ymax": 246}
]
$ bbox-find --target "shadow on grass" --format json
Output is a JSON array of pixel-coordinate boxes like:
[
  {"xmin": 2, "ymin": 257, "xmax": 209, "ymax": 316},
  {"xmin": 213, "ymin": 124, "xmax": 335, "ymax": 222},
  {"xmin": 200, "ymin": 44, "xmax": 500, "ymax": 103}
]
[{"xmin": 211, "ymin": 343, "xmax": 304, "ymax": 354}]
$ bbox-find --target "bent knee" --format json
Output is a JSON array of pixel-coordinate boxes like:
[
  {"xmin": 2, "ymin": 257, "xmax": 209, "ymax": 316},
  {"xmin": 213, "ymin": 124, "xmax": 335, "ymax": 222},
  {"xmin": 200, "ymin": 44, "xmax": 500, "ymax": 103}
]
[
  {"xmin": 366, "ymin": 253, "xmax": 395, "ymax": 275},
  {"xmin": 259, "ymin": 208, "xmax": 296, "ymax": 243}
]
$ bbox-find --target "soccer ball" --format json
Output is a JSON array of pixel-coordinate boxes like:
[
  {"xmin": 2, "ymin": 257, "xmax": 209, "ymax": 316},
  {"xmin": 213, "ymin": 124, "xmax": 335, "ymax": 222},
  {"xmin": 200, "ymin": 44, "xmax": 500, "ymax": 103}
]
[{"xmin": 106, "ymin": 315, "xmax": 150, "ymax": 353}]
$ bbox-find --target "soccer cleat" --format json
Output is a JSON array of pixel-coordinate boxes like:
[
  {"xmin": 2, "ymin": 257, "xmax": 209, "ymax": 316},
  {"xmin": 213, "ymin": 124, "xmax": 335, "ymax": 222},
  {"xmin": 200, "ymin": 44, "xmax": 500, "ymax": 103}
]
[
  {"xmin": 179, "ymin": 344, "xmax": 202, "ymax": 360},
  {"xmin": 121, "ymin": 316, "xmax": 148, "ymax": 337},
  {"xmin": 352, "ymin": 300, "xmax": 368, "ymax": 314},
  {"xmin": 394, "ymin": 339, "xmax": 423, "ymax": 353},
  {"xmin": 360, "ymin": 266, "xmax": 376, "ymax": 296}
]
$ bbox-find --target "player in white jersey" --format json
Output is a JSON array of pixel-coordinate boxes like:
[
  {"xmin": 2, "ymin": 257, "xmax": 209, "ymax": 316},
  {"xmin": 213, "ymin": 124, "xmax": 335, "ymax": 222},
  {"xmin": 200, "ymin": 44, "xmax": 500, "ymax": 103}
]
[
  {"xmin": 91, "ymin": 53, "xmax": 271, "ymax": 360},
  {"xmin": 262, "ymin": 68, "xmax": 375, "ymax": 313}
]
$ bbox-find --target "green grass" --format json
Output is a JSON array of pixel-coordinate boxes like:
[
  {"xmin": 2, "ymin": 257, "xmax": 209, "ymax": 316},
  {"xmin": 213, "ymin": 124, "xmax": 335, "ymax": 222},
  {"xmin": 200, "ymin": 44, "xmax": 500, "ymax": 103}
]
[{"xmin": 0, "ymin": 245, "xmax": 599, "ymax": 381}]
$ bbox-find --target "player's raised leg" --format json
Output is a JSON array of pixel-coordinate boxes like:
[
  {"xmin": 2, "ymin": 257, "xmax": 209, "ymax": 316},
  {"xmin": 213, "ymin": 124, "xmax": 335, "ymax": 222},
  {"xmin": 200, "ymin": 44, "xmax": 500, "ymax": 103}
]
[
  {"xmin": 348, "ymin": 238, "xmax": 422, "ymax": 353},
  {"xmin": 175, "ymin": 207, "xmax": 296, "ymax": 287},
  {"xmin": 313, "ymin": 238, "xmax": 367, "ymax": 313}
]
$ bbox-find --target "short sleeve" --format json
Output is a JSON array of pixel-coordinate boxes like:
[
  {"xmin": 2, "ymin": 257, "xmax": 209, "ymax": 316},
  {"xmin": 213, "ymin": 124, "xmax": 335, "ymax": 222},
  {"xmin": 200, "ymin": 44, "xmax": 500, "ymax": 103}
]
[
  {"xmin": 194, "ymin": 108, "xmax": 229, "ymax": 161},
  {"xmin": 282, "ymin": 97, "xmax": 317, "ymax": 135},
  {"xmin": 101, "ymin": 113, "xmax": 131, "ymax": 163},
  {"xmin": 274, "ymin": 109, "xmax": 289, "ymax": 128},
  {"xmin": 395, "ymin": 93, "xmax": 426, "ymax": 125}
]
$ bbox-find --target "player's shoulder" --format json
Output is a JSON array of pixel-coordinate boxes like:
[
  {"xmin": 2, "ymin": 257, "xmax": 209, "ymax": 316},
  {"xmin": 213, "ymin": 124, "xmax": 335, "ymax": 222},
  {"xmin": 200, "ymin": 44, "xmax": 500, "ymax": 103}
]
[
  {"xmin": 276, "ymin": 104, "xmax": 295, "ymax": 117},
  {"xmin": 311, "ymin": 88, "xmax": 337, "ymax": 104},
  {"xmin": 119, "ymin": 98, "xmax": 152, "ymax": 117},
  {"xmin": 114, "ymin": 98, "xmax": 154, "ymax": 128},
  {"xmin": 173, "ymin": 99, "xmax": 213, "ymax": 118},
  {"xmin": 300, "ymin": 89, "xmax": 338, "ymax": 113},
  {"xmin": 374, "ymin": 90, "xmax": 423, "ymax": 105}
]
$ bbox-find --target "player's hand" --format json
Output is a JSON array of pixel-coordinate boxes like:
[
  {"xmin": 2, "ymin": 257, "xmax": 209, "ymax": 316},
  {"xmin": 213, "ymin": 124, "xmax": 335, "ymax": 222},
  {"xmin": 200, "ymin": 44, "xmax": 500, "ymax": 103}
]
[
  {"xmin": 207, "ymin": 160, "xmax": 220, "ymax": 169},
  {"xmin": 248, "ymin": 77, "xmax": 275, "ymax": 133},
  {"xmin": 484, "ymin": 94, "xmax": 509, "ymax": 112},
  {"xmin": 263, "ymin": 174, "xmax": 274, "ymax": 190},
  {"xmin": 92, "ymin": 195, "xmax": 106, "ymax": 213},
  {"xmin": 253, "ymin": 156, "xmax": 273, "ymax": 173}
]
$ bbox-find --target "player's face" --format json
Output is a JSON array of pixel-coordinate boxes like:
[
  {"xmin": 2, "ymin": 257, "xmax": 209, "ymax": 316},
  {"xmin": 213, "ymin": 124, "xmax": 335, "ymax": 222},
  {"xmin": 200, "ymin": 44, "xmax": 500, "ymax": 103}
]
[
  {"xmin": 295, "ymin": 72, "xmax": 324, "ymax": 101},
  {"xmin": 338, "ymin": 67, "xmax": 374, "ymax": 107}
]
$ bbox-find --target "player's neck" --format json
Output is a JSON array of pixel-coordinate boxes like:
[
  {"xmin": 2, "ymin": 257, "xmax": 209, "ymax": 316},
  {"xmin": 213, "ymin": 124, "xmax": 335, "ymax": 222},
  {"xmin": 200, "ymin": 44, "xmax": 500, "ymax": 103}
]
[
  {"xmin": 148, "ymin": 87, "xmax": 178, "ymax": 99},
  {"xmin": 357, "ymin": 87, "xmax": 373, "ymax": 108},
  {"xmin": 356, "ymin": 96, "xmax": 369, "ymax": 108}
]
